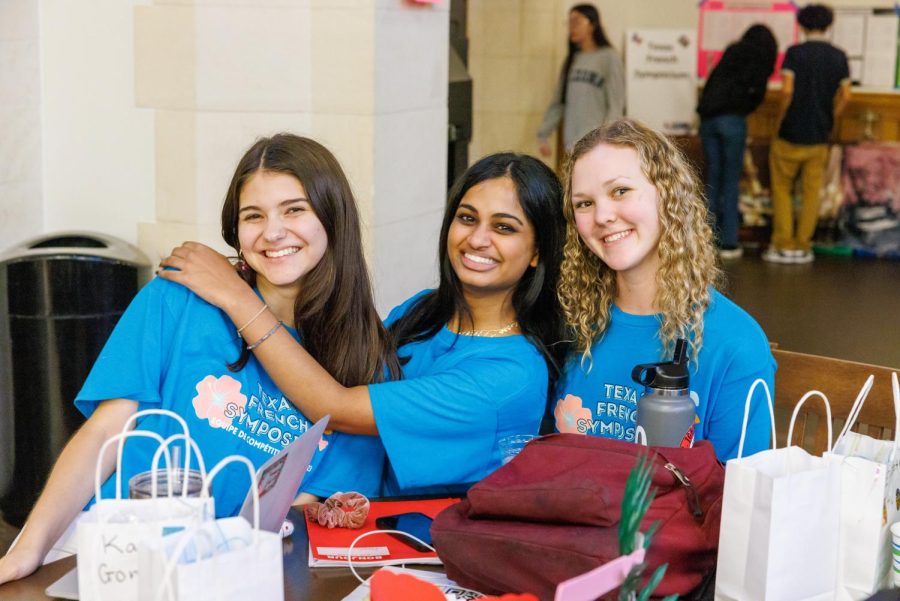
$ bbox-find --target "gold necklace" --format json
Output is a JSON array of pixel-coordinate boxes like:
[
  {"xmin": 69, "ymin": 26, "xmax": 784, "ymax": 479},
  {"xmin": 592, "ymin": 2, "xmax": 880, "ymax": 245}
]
[{"xmin": 457, "ymin": 321, "xmax": 519, "ymax": 337}]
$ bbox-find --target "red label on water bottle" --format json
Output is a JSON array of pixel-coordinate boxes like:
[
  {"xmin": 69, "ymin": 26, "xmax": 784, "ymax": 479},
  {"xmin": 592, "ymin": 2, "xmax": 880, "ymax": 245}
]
[{"xmin": 680, "ymin": 424, "xmax": 695, "ymax": 448}]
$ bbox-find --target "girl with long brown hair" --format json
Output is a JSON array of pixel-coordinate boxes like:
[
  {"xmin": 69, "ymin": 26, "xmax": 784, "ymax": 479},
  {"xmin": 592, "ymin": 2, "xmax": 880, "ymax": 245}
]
[
  {"xmin": 0, "ymin": 134, "xmax": 396, "ymax": 584},
  {"xmin": 158, "ymin": 152, "xmax": 569, "ymax": 496}
]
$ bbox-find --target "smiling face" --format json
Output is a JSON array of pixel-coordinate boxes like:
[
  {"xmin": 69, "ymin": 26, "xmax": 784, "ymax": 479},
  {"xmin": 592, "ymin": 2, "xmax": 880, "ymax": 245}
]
[
  {"xmin": 237, "ymin": 170, "xmax": 328, "ymax": 297},
  {"xmin": 570, "ymin": 144, "xmax": 662, "ymax": 284},
  {"xmin": 447, "ymin": 176, "xmax": 538, "ymax": 300}
]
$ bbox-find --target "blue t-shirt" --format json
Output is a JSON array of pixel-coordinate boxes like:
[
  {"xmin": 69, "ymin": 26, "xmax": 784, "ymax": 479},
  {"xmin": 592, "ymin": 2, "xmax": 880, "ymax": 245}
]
[
  {"xmin": 75, "ymin": 277, "xmax": 384, "ymax": 516},
  {"xmin": 370, "ymin": 290, "xmax": 549, "ymax": 496},
  {"xmin": 554, "ymin": 290, "xmax": 775, "ymax": 461}
]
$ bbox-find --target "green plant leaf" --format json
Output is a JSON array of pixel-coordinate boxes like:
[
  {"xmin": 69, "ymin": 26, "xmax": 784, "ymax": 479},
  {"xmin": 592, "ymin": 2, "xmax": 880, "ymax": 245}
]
[
  {"xmin": 618, "ymin": 452, "xmax": 658, "ymax": 555},
  {"xmin": 617, "ymin": 563, "xmax": 646, "ymax": 601},
  {"xmin": 642, "ymin": 520, "xmax": 661, "ymax": 549},
  {"xmin": 637, "ymin": 563, "xmax": 668, "ymax": 601}
]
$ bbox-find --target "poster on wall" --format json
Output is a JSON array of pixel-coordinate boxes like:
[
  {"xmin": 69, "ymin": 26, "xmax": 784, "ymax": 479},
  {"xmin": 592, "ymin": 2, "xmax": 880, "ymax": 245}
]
[
  {"xmin": 625, "ymin": 29, "xmax": 696, "ymax": 135},
  {"xmin": 832, "ymin": 9, "xmax": 866, "ymax": 82},
  {"xmin": 862, "ymin": 11, "xmax": 899, "ymax": 88},
  {"xmin": 831, "ymin": 8, "xmax": 898, "ymax": 87},
  {"xmin": 697, "ymin": 1, "xmax": 797, "ymax": 80}
]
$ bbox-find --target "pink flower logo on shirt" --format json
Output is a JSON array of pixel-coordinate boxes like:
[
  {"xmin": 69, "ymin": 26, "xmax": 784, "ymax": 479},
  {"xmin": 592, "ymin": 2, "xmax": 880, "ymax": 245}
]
[
  {"xmin": 555, "ymin": 394, "xmax": 591, "ymax": 434},
  {"xmin": 192, "ymin": 375, "xmax": 247, "ymax": 429}
]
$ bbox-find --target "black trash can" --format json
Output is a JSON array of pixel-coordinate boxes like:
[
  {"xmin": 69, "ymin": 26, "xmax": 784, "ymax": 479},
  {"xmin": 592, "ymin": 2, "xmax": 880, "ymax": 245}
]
[{"xmin": 0, "ymin": 232, "xmax": 150, "ymax": 526}]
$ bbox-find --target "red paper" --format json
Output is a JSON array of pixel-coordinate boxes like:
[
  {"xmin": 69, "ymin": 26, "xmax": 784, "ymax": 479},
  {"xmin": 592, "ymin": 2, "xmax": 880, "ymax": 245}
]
[{"xmin": 306, "ymin": 497, "xmax": 459, "ymax": 566}]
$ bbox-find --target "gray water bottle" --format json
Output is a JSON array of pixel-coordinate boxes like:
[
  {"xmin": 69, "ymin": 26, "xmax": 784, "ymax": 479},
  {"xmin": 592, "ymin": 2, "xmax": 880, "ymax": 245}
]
[{"xmin": 632, "ymin": 339, "xmax": 695, "ymax": 448}]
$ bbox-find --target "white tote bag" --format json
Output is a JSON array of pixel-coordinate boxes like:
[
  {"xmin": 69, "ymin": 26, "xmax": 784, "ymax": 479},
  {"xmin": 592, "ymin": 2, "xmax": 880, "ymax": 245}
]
[
  {"xmin": 827, "ymin": 372, "xmax": 900, "ymax": 600},
  {"xmin": 715, "ymin": 379, "xmax": 843, "ymax": 601},
  {"xmin": 138, "ymin": 455, "xmax": 284, "ymax": 601},
  {"xmin": 77, "ymin": 410, "xmax": 212, "ymax": 601}
]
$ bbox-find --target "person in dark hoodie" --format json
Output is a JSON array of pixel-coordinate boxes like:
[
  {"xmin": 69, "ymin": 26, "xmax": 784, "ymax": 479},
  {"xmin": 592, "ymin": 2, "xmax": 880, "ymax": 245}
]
[{"xmin": 697, "ymin": 24, "xmax": 778, "ymax": 260}]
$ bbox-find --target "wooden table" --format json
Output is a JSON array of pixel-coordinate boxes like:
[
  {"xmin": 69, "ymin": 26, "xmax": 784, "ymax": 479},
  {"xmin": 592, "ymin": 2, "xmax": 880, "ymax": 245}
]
[{"xmin": 0, "ymin": 508, "xmax": 383, "ymax": 601}]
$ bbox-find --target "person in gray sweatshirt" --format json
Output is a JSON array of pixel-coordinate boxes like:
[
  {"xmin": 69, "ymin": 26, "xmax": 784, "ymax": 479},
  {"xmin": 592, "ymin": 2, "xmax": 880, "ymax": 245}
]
[{"xmin": 538, "ymin": 4, "xmax": 625, "ymax": 157}]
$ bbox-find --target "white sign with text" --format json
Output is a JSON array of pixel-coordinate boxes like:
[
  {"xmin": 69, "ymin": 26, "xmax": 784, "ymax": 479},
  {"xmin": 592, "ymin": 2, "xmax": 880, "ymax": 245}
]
[{"xmin": 626, "ymin": 29, "xmax": 697, "ymax": 135}]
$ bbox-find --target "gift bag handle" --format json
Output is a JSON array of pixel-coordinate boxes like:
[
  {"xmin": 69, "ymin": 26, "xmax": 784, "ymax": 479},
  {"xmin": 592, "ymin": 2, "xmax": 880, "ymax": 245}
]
[
  {"xmin": 119, "ymin": 409, "xmax": 192, "ymax": 496},
  {"xmin": 153, "ymin": 455, "xmax": 262, "ymax": 601},
  {"xmin": 831, "ymin": 376, "xmax": 889, "ymax": 450},
  {"xmin": 834, "ymin": 375, "xmax": 875, "ymax": 443},
  {"xmin": 736, "ymin": 378, "xmax": 777, "ymax": 459},
  {"xmin": 94, "ymin": 430, "xmax": 171, "ymax": 500},
  {"xmin": 153, "ymin": 513, "xmax": 228, "ymax": 601},
  {"xmin": 203, "ymin": 455, "xmax": 261, "ymax": 537},
  {"xmin": 634, "ymin": 425, "xmax": 648, "ymax": 447},
  {"xmin": 150, "ymin": 434, "xmax": 209, "ymax": 499},
  {"xmin": 787, "ymin": 390, "xmax": 833, "ymax": 453}
]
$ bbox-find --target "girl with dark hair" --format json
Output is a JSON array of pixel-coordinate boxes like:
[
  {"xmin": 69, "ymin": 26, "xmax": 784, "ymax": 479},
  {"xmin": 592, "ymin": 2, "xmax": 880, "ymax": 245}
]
[
  {"xmin": 158, "ymin": 152, "xmax": 568, "ymax": 496},
  {"xmin": 697, "ymin": 24, "xmax": 778, "ymax": 259},
  {"xmin": 537, "ymin": 3, "xmax": 625, "ymax": 157},
  {"xmin": 0, "ymin": 134, "xmax": 396, "ymax": 584}
]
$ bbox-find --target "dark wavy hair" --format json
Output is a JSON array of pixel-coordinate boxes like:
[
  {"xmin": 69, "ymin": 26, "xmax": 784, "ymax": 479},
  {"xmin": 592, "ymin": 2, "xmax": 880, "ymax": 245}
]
[
  {"xmin": 797, "ymin": 4, "xmax": 834, "ymax": 32},
  {"xmin": 221, "ymin": 133, "xmax": 401, "ymax": 385},
  {"xmin": 389, "ymin": 152, "xmax": 570, "ymax": 394},
  {"xmin": 562, "ymin": 3, "xmax": 613, "ymax": 104}
]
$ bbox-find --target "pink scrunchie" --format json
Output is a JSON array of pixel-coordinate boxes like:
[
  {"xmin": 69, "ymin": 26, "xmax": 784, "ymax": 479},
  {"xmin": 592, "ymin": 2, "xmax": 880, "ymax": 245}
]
[{"xmin": 305, "ymin": 491, "xmax": 370, "ymax": 529}]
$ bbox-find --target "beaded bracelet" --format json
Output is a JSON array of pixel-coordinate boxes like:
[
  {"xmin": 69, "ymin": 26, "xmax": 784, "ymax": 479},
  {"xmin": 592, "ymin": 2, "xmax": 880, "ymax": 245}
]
[
  {"xmin": 246, "ymin": 320, "xmax": 283, "ymax": 351},
  {"xmin": 236, "ymin": 303, "xmax": 269, "ymax": 335}
]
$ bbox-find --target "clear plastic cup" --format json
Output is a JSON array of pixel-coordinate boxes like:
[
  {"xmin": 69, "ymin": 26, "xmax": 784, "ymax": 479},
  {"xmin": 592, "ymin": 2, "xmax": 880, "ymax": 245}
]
[
  {"xmin": 891, "ymin": 522, "xmax": 900, "ymax": 586},
  {"xmin": 498, "ymin": 434, "xmax": 536, "ymax": 465},
  {"xmin": 128, "ymin": 469, "xmax": 203, "ymax": 499}
]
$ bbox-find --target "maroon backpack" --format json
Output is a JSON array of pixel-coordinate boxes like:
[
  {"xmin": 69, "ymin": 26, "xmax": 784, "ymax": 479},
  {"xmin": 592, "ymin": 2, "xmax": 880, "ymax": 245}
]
[{"xmin": 431, "ymin": 434, "xmax": 724, "ymax": 600}]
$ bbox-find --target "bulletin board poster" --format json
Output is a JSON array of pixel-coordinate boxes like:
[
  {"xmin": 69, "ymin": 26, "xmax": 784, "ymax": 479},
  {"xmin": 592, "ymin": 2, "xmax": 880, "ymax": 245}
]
[
  {"xmin": 817, "ymin": 8, "xmax": 899, "ymax": 87},
  {"xmin": 698, "ymin": 1, "xmax": 797, "ymax": 80},
  {"xmin": 625, "ymin": 29, "xmax": 697, "ymax": 135}
]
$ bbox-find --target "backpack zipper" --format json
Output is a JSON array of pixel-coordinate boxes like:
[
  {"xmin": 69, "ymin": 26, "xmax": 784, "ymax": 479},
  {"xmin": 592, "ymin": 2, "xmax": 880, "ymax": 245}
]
[{"xmin": 664, "ymin": 462, "xmax": 704, "ymax": 521}]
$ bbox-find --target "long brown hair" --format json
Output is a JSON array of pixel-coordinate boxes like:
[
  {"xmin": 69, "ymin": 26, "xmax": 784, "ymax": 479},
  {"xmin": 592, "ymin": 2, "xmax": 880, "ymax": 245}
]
[{"xmin": 221, "ymin": 134, "xmax": 401, "ymax": 385}]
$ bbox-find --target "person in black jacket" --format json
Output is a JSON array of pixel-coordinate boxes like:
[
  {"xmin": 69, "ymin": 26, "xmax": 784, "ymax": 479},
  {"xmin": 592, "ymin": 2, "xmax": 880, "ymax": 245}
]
[{"xmin": 697, "ymin": 25, "xmax": 777, "ymax": 260}]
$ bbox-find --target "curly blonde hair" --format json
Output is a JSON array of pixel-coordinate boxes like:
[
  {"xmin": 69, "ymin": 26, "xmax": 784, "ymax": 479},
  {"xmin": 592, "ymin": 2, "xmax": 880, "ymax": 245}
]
[{"xmin": 558, "ymin": 118, "xmax": 722, "ymax": 366}]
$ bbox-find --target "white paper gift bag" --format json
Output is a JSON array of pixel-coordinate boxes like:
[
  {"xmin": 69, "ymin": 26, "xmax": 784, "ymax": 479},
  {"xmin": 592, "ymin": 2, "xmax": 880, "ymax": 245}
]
[
  {"xmin": 826, "ymin": 372, "xmax": 900, "ymax": 600},
  {"xmin": 77, "ymin": 410, "xmax": 212, "ymax": 601},
  {"xmin": 139, "ymin": 455, "xmax": 284, "ymax": 601},
  {"xmin": 715, "ymin": 380, "xmax": 843, "ymax": 601}
]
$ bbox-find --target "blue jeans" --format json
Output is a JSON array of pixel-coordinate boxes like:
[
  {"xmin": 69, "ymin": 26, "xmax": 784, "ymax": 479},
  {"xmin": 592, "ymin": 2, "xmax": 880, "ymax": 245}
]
[{"xmin": 700, "ymin": 114, "xmax": 747, "ymax": 248}]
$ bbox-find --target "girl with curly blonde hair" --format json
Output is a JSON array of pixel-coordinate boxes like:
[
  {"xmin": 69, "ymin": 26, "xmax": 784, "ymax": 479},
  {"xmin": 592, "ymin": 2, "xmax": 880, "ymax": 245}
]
[{"xmin": 552, "ymin": 118, "xmax": 774, "ymax": 461}]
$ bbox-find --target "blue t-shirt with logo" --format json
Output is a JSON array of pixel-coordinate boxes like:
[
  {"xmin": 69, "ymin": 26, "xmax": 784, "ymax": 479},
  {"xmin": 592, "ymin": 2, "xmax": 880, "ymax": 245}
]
[
  {"xmin": 75, "ymin": 277, "xmax": 384, "ymax": 517},
  {"xmin": 370, "ymin": 290, "xmax": 548, "ymax": 496},
  {"xmin": 554, "ymin": 290, "xmax": 774, "ymax": 461}
]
